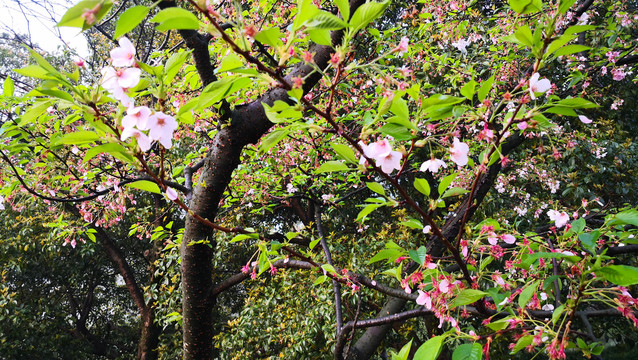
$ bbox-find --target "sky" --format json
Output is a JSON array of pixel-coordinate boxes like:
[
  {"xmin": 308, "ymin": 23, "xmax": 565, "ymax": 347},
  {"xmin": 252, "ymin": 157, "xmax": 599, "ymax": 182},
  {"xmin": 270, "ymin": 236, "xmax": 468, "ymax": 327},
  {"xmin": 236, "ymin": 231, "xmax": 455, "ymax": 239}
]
[{"xmin": 1, "ymin": 0, "xmax": 89, "ymax": 57}]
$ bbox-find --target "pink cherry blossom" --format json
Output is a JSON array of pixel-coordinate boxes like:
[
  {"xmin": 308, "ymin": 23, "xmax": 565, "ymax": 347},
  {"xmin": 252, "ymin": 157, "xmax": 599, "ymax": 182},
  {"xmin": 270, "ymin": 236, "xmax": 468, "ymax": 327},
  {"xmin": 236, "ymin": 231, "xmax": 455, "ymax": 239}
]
[
  {"xmin": 101, "ymin": 66, "xmax": 141, "ymax": 90},
  {"xmin": 148, "ymin": 112, "xmax": 179, "ymax": 149},
  {"xmin": 396, "ymin": 36, "xmax": 409, "ymax": 55},
  {"xmin": 122, "ymin": 106, "xmax": 151, "ymax": 130},
  {"xmin": 547, "ymin": 209, "xmax": 570, "ymax": 228},
  {"xmin": 121, "ymin": 127, "xmax": 151, "ymax": 152},
  {"xmin": 529, "ymin": 73, "xmax": 551, "ymax": 100},
  {"xmin": 110, "ymin": 37, "xmax": 136, "ymax": 67},
  {"xmin": 359, "ymin": 139, "xmax": 403, "ymax": 174},
  {"xmin": 416, "ymin": 290, "xmax": 432, "ymax": 309},
  {"xmin": 502, "ymin": 234, "xmax": 516, "ymax": 244},
  {"xmin": 449, "ymin": 138, "xmax": 469, "ymax": 166},
  {"xmin": 578, "ymin": 115, "xmax": 592, "ymax": 124},
  {"xmin": 376, "ymin": 150, "xmax": 402, "ymax": 174},
  {"xmin": 439, "ymin": 279, "xmax": 450, "ymax": 293},
  {"xmin": 420, "ymin": 158, "xmax": 447, "ymax": 173},
  {"xmin": 166, "ymin": 187, "xmax": 178, "ymax": 200}
]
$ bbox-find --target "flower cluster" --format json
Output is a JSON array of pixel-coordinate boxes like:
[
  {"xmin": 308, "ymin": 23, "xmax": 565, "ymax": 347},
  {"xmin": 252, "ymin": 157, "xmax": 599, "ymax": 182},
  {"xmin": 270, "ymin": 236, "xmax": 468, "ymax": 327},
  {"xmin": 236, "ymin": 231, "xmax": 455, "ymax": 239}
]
[
  {"xmin": 101, "ymin": 37, "xmax": 140, "ymax": 107},
  {"xmin": 100, "ymin": 37, "xmax": 179, "ymax": 152}
]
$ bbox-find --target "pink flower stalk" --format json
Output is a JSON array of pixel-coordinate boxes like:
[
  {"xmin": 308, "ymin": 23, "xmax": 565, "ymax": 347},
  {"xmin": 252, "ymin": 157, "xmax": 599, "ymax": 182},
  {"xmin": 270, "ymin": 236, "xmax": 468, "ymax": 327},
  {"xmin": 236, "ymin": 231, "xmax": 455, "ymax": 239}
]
[
  {"xmin": 420, "ymin": 158, "xmax": 447, "ymax": 173},
  {"xmin": 449, "ymin": 138, "xmax": 469, "ymax": 166},
  {"xmin": 529, "ymin": 72, "xmax": 551, "ymax": 100},
  {"xmin": 122, "ymin": 106, "xmax": 151, "ymax": 130},
  {"xmin": 81, "ymin": 4, "xmax": 101, "ymax": 25},
  {"xmin": 121, "ymin": 127, "xmax": 151, "ymax": 152},
  {"xmin": 148, "ymin": 112, "xmax": 179, "ymax": 149},
  {"xmin": 110, "ymin": 37, "xmax": 136, "ymax": 67},
  {"xmin": 166, "ymin": 187, "xmax": 178, "ymax": 201},
  {"xmin": 547, "ymin": 209, "xmax": 570, "ymax": 228}
]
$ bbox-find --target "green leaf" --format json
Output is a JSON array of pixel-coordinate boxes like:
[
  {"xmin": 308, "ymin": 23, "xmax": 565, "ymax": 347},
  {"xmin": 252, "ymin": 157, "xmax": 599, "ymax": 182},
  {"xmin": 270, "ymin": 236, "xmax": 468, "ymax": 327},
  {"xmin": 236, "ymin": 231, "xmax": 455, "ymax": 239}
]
[
  {"xmin": 438, "ymin": 173, "xmax": 458, "ymax": 196},
  {"xmin": 554, "ymin": 45, "xmax": 591, "ymax": 56},
  {"xmin": 331, "ymin": 143, "xmax": 357, "ymax": 164},
  {"xmin": 519, "ymin": 252, "xmax": 580, "ymax": 269},
  {"xmin": 334, "ymin": 0, "xmax": 351, "ymax": 20},
  {"xmin": 453, "ymin": 343, "xmax": 483, "ymax": 360},
  {"xmin": 230, "ymin": 233, "xmax": 258, "ymax": 243},
  {"xmin": 544, "ymin": 106, "xmax": 577, "ymax": 116},
  {"xmin": 414, "ymin": 335, "xmax": 444, "ymax": 360},
  {"xmin": 368, "ymin": 248, "xmax": 403, "ymax": 264},
  {"xmin": 552, "ymin": 98, "xmax": 599, "ymax": 109},
  {"xmin": 441, "ymin": 187, "xmax": 469, "ymax": 199},
  {"xmin": 514, "ymin": 26, "xmax": 534, "ymax": 48},
  {"xmin": 400, "ymin": 218, "xmax": 423, "ymax": 230},
  {"xmin": 14, "ymin": 65, "xmax": 54, "ymax": 79},
  {"xmin": 510, "ymin": 335, "xmax": 534, "ymax": 354},
  {"xmin": 216, "ymin": 53, "xmax": 244, "ymax": 73},
  {"xmin": 564, "ymin": 25, "xmax": 596, "ymax": 36},
  {"xmin": 114, "ymin": 6, "xmax": 150, "ymax": 38},
  {"xmin": 380, "ymin": 123, "xmax": 414, "ymax": 140},
  {"xmin": 198, "ymin": 77, "xmax": 251, "ymax": 108},
  {"xmin": 83, "ymin": 143, "xmax": 133, "ymax": 163},
  {"xmin": 3, "ymin": 76, "xmax": 15, "ymax": 97},
  {"xmin": 570, "ymin": 217, "xmax": 586, "ymax": 233},
  {"xmin": 57, "ymin": 0, "xmax": 114, "ymax": 30},
  {"xmin": 18, "ymin": 101, "xmax": 51, "ymax": 126},
  {"xmin": 292, "ymin": 0, "xmax": 319, "ymax": 31},
  {"xmin": 408, "ymin": 246, "xmax": 427, "ymax": 265},
  {"xmin": 508, "ymin": 0, "xmax": 542, "ymax": 14},
  {"xmin": 558, "ymin": 0, "xmax": 578, "ymax": 14},
  {"xmin": 450, "ymin": 289, "xmax": 488, "ymax": 308},
  {"xmin": 390, "ymin": 97, "xmax": 410, "ymax": 120},
  {"xmin": 608, "ymin": 209, "xmax": 638, "ymax": 227},
  {"xmin": 313, "ymin": 275, "xmax": 327, "ymax": 285},
  {"xmin": 518, "ymin": 280, "xmax": 540, "ymax": 309},
  {"xmin": 126, "ymin": 180, "xmax": 161, "ymax": 194},
  {"xmin": 316, "ymin": 161, "xmax": 350, "ymax": 173},
  {"xmin": 414, "ymin": 178, "xmax": 431, "ymax": 197},
  {"xmin": 578, "ymin": 231, "xmax": 599, "ymax": 254},
  {"xmin": 164, "ymin": 50, "xmax": 191, "ymax": 83},
  {"xmin": 254, "ymin": 27, "xmax": 283, "ymax": 47},
  {"xmin": 55, "ymin": 131, "xmax": 100, "ymax": 145},
  {"xmin": 349, "ymin": 0, "xmax": 390, "ymax": 34},
  {"xmin": 36, "ymin": 89, "xmax": 74, "ymax": 103},
  {"xmin": 304, "ymin": 11, "xmax": 349, "ymax": 29},
  {"xmin": 546, "ymin": 34, "xmax": 577, "ymax": 56},
  {"xmin": 391, "ymin": 339, "xmax": 413, "ymax": 360},
  {"xmin": 151, "ymin": 8, "xmax": 200, "ymax": 31},
  {"xmin": 460, "ymin": 80, "xmax": 477, "ymax": 100},
  {"xmin": 594, "ymin": 265, "xmax": 638, "ymax": 286},
  {"xmin": 478, "ymin": 75, "xmax": 494, "ymax": 102},
  {"xmin": 366, "ymin": 182, "xmax": 386, "ymax": 196},
  {"xmin": 357, "ymin": 203, "xmax": 383, "ymax": 222},
  {"xmin": 321, "ymin": 264, "xmax": 337, "ymax": 274},
  {"xmin": 259, "ymin": 128, "xmax": 289, "ymax": 154},
  {"xmin": 552, "ymin": 304, "xmax": 565, "ymax": 324}
]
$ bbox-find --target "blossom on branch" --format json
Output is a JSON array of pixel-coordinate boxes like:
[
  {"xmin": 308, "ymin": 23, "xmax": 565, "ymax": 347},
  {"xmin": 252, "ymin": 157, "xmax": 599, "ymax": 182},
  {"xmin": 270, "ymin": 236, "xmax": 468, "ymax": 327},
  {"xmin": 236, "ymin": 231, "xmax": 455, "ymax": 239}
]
[
  {"xmin": 529, "ymin": 73, "xmax": 551, "ymax": 100},
  {"xmin": 148, "ymin": 112, "xmax": 179, "ymax": 149},
  {"xmin": 110, "ymin": 37, "xmax": 137, "ymax": 67},
  {"xmin": 449, "ymin": 138, "xmax": 469, "ymax": 166}
]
